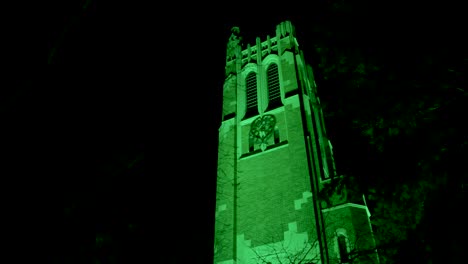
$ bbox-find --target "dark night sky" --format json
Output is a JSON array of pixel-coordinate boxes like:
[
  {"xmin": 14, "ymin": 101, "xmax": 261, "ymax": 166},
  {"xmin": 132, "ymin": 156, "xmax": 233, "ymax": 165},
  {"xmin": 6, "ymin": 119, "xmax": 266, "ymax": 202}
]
[{"xmin": 2, "ymin": 1, "xmax": 465, "ymax": 263}]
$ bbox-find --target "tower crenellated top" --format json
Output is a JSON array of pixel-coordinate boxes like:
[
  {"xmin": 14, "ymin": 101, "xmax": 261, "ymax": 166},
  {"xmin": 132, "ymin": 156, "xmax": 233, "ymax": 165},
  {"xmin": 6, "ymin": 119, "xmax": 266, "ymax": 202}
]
[
  {"xmin": 225, "ymin": 20, "xmax": 298, "ymax": 76},
  {"xmin": 275, "ymin": 20, "xmax": 295, "ymax": 39}
]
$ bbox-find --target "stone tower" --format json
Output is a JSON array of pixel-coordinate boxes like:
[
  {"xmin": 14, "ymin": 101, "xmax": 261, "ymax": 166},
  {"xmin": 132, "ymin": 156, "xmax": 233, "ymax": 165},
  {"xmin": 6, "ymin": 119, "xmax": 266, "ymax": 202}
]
[{"xmin": 214, "ymin": 21, "xmax": 379, "ymax": 264}]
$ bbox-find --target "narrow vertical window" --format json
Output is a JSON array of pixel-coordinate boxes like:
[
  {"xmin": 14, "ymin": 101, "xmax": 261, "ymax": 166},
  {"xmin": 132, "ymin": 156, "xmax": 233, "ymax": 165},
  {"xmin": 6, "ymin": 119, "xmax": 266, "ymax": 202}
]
[
  {"xmin": 267, "ymin": 63, "xmax": 281, "ymax": 109},
  {"xmin": 249, "ymin": 135, "xmax": 254, "ymax": 152},
  {"xmin": 338, "ymin": 234, "xmax": 349, "ymax": 263},
  {"xmin": 245, "ymin": 72, "xmax": 258, "ymax": 119},
  {"xmin": 327, "ymin": 140, "xmax": 336, "ymax": 177},
  {"xmin": 274, "ymin": 127, "xmax": 280, "ymax": 144}
]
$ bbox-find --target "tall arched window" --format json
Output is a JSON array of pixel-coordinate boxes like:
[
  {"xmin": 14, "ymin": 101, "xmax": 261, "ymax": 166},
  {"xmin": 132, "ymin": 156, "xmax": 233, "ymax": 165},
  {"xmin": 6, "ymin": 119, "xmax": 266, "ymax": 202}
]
[
  {"xmin": 266, "ymin": 63, "xmax": 282, "ymax": 109},
  {"xmin": 338, "ymin": 234, "xmax": 349, "ymax": 263},
  {"xmin": 245, "ymin": 71, "xmax": 258, "ymax": 119}
]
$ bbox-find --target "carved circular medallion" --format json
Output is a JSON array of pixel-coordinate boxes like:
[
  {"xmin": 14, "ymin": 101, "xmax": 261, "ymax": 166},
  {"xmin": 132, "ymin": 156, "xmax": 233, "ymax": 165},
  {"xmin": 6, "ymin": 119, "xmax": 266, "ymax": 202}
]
[{"xmin": 249, "ymin": 114, "xmax": 276, "ymax": 142}]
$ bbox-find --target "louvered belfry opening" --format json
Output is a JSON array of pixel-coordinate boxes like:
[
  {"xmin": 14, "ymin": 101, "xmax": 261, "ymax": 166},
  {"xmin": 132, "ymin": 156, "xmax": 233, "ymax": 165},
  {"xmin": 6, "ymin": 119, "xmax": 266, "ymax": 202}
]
[
  {"xmin": 267, "ymin": 63, "xmax": 281, "ymax": 109},
  {"xmin": 244, "ymin": 71, "xmax": 258, "ymax": 119}
]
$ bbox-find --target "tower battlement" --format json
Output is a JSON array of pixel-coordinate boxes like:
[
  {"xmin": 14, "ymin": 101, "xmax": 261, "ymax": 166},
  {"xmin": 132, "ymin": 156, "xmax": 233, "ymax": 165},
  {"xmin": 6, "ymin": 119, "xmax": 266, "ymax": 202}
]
[{"xmin": 225, "ymin": 21, "xmax": 297, "ymax": 77}]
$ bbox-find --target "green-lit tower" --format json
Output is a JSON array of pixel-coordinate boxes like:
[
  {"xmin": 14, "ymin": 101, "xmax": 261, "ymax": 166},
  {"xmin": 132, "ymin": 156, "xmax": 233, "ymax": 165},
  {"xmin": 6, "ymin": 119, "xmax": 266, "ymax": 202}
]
[{"xmin": 214, "ymin": 21, "xmax": 379, "ymax": 264}]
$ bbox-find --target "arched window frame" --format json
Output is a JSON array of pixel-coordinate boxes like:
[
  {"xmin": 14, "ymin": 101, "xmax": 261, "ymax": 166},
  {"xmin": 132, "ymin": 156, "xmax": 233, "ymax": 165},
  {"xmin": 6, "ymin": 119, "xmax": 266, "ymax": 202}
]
[
  {"xmin": 242, "ymin": 64, "xmax": 259, "ymax": 120},
  {"xmin": 262, "ymin": 55, "xmax": 283, "ymax": 111},
  {"xmin": 266, "ymin": 63, "xmax": 281, "ymax": 107},
  {"xmin": 334, "ymin": 228, "xmax": 350, "ymax": 263}
]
